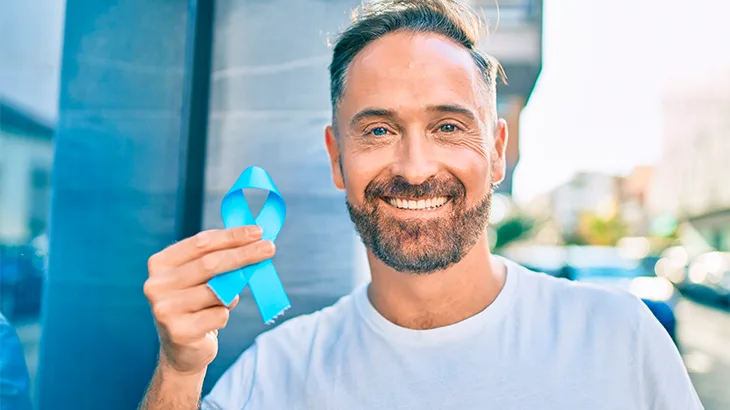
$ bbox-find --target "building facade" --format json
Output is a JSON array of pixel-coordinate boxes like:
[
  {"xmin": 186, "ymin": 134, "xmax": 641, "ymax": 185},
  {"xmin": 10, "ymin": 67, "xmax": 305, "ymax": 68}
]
[
  {"xmin": 648, "ymin": 68, "xmax": 730, "ymax": 250},
  {"xmin": 0, "ymin": 102, "xmax": 54, "ymax": 245},
  {"xmin": 549, "ymin": 172, "xmax": 621, "ymax": 237},
  {"xmin": 469, "ymin": 0, "xmax": 543, "ymax": 193}
]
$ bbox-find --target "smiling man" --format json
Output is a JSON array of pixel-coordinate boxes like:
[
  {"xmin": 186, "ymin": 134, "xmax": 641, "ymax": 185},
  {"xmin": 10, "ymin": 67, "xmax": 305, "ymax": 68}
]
[{"xmin": 139, "ymin": 1, "xmax": 703, "ymax": 409}]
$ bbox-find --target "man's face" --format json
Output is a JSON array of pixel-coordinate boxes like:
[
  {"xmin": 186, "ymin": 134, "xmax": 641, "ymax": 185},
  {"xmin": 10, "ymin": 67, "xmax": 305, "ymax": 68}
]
[{"xmin": 325, "ymin": 32, "xmax": 508, "ymax": 274}]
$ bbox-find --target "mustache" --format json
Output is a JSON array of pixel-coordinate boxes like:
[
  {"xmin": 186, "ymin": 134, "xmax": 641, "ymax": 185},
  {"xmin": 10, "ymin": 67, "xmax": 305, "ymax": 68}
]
[{"xmin": 364, "ymin": 175, "xmax": 466, "ymax": 201}]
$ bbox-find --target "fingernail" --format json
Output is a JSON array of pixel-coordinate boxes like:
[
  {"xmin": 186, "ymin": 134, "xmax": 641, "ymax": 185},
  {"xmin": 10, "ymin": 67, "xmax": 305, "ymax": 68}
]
[
  {"xmin": 261, "ymin": 240, "xmax": 275, "ymax": 253},
  {"xmin": 251, "ymin": 226, "xmax": 263, "ymax": 237}
]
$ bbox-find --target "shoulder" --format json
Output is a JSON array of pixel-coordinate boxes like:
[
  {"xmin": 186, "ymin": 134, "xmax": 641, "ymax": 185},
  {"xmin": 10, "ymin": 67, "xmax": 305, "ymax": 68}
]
[{"xmin": 507, "ymin": 259, "xmax": 650, "ymax": 333}]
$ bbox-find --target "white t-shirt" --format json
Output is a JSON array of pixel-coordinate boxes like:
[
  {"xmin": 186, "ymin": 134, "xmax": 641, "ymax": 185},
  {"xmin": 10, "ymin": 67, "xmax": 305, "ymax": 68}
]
[{"xmin": 201, "ymin": 258, "xmax": 703, "ymax": 410}]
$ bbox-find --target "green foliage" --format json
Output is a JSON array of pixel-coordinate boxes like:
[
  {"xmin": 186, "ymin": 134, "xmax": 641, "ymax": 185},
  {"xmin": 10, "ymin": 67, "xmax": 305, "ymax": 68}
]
[
  {"xmin": 493, "ymin": 216, "xmax": 535, "ymax": 250},
  {"xmin": 574, "ymin": 212, "xmax": 628, "ymax": 246}
]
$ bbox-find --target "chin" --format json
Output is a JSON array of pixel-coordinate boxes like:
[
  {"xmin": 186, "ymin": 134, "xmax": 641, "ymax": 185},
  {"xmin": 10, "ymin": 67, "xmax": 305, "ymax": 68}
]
[{"xmin": 370, "ymin": 237, "xmax": 465, "ymax": 275}]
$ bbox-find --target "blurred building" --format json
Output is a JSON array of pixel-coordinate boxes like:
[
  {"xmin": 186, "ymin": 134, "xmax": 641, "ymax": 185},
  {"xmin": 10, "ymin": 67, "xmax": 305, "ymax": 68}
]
[
  {"xmin": 469, "ymin": 0, "xmax": 543, "ymax": 194},
  {"xmin": 0, "ymin": 0, "xmax": 64, "ymax": 246},
  {"xmin": 0, "ymin": 0, "xmax": 66, "ymax": 121},
  {"xmin": 648, "ymin": 68, "xmax": 730, "ymax": 250},
  {"xmin": 0, "ymin": 101, "xmax": 54, "ymax": 245},
  {"xmin": 619, "ymin": 165, "xmax": 654, "ymax": 236},
  {"xmin": 548, "ymin": 172, "xmax": 620, "ymax": 237}
]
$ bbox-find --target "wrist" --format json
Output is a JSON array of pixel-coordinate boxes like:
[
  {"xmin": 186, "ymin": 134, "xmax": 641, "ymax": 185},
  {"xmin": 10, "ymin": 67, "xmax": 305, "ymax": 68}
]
[{"xmin": 157, "ymin": 353, "xmax": 207, "ymax": 383}]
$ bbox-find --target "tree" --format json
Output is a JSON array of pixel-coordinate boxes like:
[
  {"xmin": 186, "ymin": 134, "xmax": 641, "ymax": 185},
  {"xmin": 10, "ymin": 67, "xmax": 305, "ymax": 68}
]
[
  {"xmin": 575, "ymin": 212, "xmax": 628, "ymax": 246},
  {"xmin": 493, "ymin": 216, "xmax": 536, "ymax": 251}
]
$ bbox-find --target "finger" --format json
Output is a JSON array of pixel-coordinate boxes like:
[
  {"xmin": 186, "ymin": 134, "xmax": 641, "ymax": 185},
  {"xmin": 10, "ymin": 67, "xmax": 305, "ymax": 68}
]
[
  {"xmin": 184, "ymin": 306, "xmax": 231, "ymax": 340},
  {"xmin": 148, "ymin": 226, "xmax": 263, "ymax": 274},
  {"xmin": 152, "ymin": 285, "xmax": 223, "ymax": 317},
  {"xmin": 173, "ymin": 240, "xmax": 276, "ymax": 288},
  {"xmin": 228, "ymin": 295, "xmax": 240, "ymax": 310}
]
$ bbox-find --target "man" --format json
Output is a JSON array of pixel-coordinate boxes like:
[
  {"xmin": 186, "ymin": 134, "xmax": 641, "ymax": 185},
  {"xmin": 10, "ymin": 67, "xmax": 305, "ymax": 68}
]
[
  {"xmin": 0, "ymin": 313, "xmax": 34, "ymax": 410},
  {"xmin": 140, "ymin": 1, "xmax": 703, "ymax": 409}
]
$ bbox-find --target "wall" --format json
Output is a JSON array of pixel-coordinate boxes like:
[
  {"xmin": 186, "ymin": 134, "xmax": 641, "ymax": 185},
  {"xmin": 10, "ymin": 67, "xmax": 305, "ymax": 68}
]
[
  {"xmin": 36, "ymin": 1, "xmax": 189, "ymax": 408},
  {"xmin": 648, "ymin": 68, "xmax": 730, "ymax": 222},
  {"xmin": 201, "ymin": 0, "xmax": 369, "ymax": 392}
]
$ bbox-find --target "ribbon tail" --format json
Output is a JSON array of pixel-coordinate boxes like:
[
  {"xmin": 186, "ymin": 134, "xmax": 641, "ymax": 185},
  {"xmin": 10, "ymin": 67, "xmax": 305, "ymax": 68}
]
[
  {"xmin": 207, "ymin": 269, "xmax": 250, "ymax": 306},
  {"xmin": 245, "ymin": 260, "xmax": 290, "ymax": 324}
]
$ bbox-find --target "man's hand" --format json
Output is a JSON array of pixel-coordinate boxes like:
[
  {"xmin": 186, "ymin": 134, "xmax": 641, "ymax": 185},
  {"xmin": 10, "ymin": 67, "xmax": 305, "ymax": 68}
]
[{"xmin": 144, "ymin": 226, "xmax": 275, "ymax": 375}]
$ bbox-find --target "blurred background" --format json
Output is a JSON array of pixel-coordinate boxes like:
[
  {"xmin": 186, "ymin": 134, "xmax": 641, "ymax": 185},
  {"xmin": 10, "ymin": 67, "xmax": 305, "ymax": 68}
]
[{"xmin": 0, "ymin": 0, "xmax": 728, "ymax": 409}]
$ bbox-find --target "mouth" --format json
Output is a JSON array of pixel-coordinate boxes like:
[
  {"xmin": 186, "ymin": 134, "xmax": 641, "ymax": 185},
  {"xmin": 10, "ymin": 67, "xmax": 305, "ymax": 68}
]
[{"xmin": 383, "ymin": 196, "xmax": 451, "ymax": 211}]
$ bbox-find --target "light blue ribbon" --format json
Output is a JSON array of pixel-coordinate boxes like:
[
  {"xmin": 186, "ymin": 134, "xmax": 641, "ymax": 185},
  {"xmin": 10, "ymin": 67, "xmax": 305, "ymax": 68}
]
[{"xmin": 207, "ymin": 166, "xmax": 290, "ymax": 324}]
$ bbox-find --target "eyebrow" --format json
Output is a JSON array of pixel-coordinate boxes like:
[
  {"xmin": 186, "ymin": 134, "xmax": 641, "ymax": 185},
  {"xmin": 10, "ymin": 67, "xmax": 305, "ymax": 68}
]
[
  {"xmin": 349, "ymin": 108, "xmax": 397, "ymax": 128},
  {"xmin": 426, "ymin": 104, "xmax": 478, "ymax": 122},
  {"xmin": 348, "ymin": 104, "xmax": 479, "ymax": 128}
]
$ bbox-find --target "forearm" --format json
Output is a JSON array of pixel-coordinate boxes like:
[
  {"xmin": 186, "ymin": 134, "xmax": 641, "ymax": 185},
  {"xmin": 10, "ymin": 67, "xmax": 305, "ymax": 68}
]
[{"xmin": 139, "ymin": 358, "xmax": 206, "ymax": 410}]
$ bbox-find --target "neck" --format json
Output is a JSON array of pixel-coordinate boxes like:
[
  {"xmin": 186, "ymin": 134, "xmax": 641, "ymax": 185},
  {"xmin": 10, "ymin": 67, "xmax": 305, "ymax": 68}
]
[{"xmin": 366, "ymin": 233, "xmax": 506, "ymax": 330}]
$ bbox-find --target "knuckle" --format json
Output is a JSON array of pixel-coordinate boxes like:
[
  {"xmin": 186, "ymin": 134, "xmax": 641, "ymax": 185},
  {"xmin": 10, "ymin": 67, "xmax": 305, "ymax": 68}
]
[
  {"xmin": 143, "ymin": 278, "xmax": 161, "ymax": 300},
  {"xmin": 166, "ymin": 323, "xmax": 189, "ymax": 344},
  {"xmin": 226, "ymin": 228, "xmax": 237, "ymax": 244},
  {"xmin": 229, "ymin": 227, "xmax": 244, "ymax": 243},
  {"xmin": 232, "ymin": 247, "xmax": 251, "ymax": 267},
  {"xmin": 194, "ymin": 231, "xmax": 212, "ymax": 249},
  {"xmin": 147, "ymin": 253, "xmax": 164, "ymax": 274},
  {"xmin": 151, "ymin": 300, "xmax": 174, "ymax": 321},
  {"xmin": 200, "ymin": 253, "xmax": 220, "ymax": 273}
]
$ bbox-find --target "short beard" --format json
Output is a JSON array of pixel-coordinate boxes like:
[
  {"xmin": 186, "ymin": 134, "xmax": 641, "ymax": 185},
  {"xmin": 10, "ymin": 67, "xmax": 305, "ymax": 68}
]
[{"xmin": 346, "ymin": 175, "xmax": 493, "ymax": 274}]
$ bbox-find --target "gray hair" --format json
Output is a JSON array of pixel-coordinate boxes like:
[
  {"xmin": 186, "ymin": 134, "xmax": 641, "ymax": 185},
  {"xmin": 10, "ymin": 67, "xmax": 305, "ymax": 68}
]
[{"xmin": 329, "ymin": 0, "xmax": 504, "ymax": 129}]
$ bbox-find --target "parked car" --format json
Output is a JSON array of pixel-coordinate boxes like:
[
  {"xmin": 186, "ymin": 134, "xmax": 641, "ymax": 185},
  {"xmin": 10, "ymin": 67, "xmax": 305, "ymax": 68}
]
[
  {"xmin": 684, "ymin": 251, "xmax": 730, "ymax": 307},
  {"xmin": 0, "ymin": 245, "xmax": 45, "ymax": 321},
  {"xmin": 564, "ymin": 246, "xmax": 679, "ymax": 342}
]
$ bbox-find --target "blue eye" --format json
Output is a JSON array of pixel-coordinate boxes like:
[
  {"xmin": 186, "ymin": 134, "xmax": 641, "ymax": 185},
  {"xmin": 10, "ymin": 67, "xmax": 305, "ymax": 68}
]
[
  {"xmin": 440, "ymin": 124, "xmax": 456, "ymax": 133},
  {"xmin": 371, "ymin": 127, "xmax": 388, "ymax": 137}
]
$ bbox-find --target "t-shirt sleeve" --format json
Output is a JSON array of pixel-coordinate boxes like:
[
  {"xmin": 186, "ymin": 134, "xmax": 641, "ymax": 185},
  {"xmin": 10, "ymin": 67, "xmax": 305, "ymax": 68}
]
[
  {"xmin": 636, "ymin": 302, "xmax": 704, "ymax": 409},
  {"xmin": 201, "ymin": 343, "xmax": 259, "ymax": 410}
]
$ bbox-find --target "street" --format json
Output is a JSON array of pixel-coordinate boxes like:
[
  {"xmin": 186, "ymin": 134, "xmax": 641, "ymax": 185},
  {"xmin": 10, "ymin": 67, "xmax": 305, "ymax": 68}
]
[
  {"xmin": 13, "ymin": 297, "xmax": 730, "ymax": 408},
  {"xmin": 675, "ymin": 298, "xmax": 730, "ymax": 410}
]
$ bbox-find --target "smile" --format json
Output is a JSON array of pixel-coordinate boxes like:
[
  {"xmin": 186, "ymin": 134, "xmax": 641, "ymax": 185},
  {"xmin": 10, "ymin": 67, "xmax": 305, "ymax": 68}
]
[{"xmin": 385, "ymin": 196, "xmax": 450, "ymax": 211}]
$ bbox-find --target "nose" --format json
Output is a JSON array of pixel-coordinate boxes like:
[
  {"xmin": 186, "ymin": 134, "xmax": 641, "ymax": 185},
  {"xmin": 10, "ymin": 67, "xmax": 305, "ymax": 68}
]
[{"xmin": 392, "ymin": 133, "xmax": 439, "ymax": 185}]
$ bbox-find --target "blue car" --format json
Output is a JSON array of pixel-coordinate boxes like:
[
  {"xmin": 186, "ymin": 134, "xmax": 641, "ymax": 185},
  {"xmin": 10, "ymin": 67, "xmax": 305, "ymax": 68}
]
[{"xmin": 564, "ymin": 264, "xmax": 679, "ymax": 343}]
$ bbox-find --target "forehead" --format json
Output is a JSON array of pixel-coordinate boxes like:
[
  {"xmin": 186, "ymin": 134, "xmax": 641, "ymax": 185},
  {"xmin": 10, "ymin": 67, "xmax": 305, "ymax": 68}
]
[{"xmin": 340, "ymin": 32, "xmax": 486, "ymax": 118}]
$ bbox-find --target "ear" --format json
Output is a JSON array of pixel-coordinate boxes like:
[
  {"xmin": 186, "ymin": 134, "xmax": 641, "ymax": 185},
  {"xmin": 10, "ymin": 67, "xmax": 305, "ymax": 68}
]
[
  {"xmin": 325, "ymin": 125, "xmax": 345, "ymax": 190},
  {"xmin": 491, "ymin": 118, "xmax": 509, "ymax": 184}
]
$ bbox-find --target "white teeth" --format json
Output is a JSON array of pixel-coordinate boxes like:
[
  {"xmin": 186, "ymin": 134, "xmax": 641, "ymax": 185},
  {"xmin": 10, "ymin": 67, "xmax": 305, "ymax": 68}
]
[{"xmin": 387, "ymin": 196, "xmax": 449, "ymax": 210}]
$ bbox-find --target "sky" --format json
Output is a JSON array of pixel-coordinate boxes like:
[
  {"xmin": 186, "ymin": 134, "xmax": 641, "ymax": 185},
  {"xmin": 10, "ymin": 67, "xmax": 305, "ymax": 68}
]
[{"xmin": 513, "ymin": 0, "xmax": 730, "ymax": 203}]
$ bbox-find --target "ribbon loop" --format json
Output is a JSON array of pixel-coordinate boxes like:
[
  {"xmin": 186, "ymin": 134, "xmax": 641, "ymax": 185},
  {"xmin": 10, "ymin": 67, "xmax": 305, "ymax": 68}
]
[{"xmin": 207, "ymin": 166, "xmax": 290, "ymax": 324}]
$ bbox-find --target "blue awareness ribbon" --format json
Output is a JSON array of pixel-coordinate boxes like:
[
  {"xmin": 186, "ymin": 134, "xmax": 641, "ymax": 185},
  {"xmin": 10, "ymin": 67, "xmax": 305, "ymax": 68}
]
[{"xmin": 207, "ymin": 166, "xmax": 290, "ymax": 324}]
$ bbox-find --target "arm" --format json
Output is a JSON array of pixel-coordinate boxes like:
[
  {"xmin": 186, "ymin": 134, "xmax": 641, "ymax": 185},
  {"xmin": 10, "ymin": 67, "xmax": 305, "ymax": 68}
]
[
  {"xmin": 138, "ymin": 354, "xmax": 206, "ymax": 410},
  {"xmin": 636, "ymin": 302, "xmax": 704, "ymax": 409}
]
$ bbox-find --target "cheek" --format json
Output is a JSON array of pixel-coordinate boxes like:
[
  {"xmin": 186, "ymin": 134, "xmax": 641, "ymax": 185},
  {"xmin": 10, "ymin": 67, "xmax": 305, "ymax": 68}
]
[
  {"xmin": 439, "ymin": 147, "xmax": 492, "ymax": 199},
  {"xmin": 342, "ymin": 149, "xmax": 393, "ymax": 202}
]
